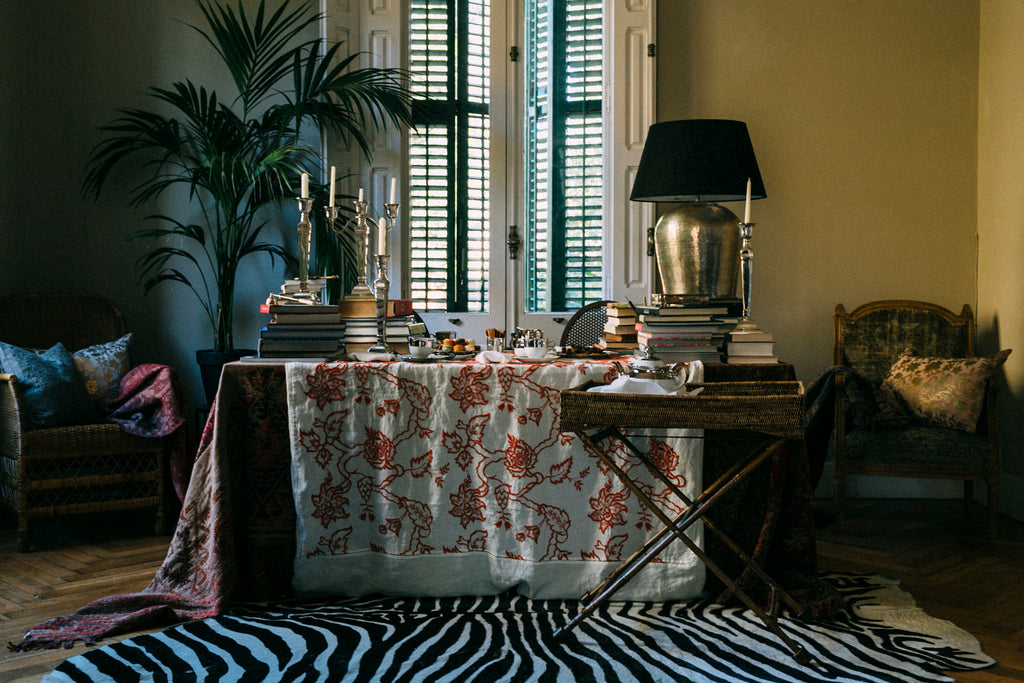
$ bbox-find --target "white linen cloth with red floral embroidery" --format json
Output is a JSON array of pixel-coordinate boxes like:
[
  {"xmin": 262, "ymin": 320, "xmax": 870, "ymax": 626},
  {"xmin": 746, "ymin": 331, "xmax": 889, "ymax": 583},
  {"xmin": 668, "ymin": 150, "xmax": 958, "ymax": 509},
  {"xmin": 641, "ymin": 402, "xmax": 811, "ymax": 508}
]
[{"xmin": 286, "ymin": 359, "xmax": 705, "ymax": 601}]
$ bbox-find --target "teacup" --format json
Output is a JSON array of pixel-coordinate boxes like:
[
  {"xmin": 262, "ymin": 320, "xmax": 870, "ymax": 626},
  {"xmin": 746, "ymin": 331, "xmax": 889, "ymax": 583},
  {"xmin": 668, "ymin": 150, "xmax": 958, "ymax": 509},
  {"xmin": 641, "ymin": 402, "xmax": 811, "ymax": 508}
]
[
  {"xmin": 408, "ymin": 338, "xmax": 433, "ymax": 359},
  {"xmin": 514, "ymin": 346, "xmax": 548, "ymax": 359}
]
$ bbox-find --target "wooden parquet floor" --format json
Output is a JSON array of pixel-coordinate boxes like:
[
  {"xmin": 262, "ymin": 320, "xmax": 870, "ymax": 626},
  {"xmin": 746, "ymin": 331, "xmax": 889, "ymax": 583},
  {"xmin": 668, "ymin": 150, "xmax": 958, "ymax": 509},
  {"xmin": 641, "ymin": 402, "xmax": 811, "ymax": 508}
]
[{"xmin": 1, "ymin": 500, "xmax": 1022, "ymax": 682}]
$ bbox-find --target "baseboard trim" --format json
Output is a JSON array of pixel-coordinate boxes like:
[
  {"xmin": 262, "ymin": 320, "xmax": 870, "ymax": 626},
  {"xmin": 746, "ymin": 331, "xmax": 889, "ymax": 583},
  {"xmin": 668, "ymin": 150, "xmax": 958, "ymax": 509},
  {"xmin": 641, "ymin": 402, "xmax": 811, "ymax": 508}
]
[{"xmin": 815, "ymin": 461, "xmax": 1024, "ymax": 522}]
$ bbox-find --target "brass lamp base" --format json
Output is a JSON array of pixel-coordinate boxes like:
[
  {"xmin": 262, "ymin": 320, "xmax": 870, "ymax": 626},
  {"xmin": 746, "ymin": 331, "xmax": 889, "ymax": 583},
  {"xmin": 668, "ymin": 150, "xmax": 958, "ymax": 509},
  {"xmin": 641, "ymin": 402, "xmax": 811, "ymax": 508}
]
[{"xmin": 654, "ymin": 202, "xmax": 739, "ymax": 299}]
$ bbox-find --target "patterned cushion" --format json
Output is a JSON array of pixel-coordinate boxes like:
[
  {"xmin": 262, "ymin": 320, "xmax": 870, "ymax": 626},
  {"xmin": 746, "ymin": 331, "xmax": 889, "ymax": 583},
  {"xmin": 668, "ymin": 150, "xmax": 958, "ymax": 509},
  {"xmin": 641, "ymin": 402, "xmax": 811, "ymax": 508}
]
[
  {"xmin": 0, "ymin": 341, "xmax": 98, "ymax": 429},
  {"xmin": 882, "ymin": 348, "xmax": 1011, "ymax": 432},
  {"xmin": 73, "ymin": 333, "xmax": 132, "ymax": 401}
]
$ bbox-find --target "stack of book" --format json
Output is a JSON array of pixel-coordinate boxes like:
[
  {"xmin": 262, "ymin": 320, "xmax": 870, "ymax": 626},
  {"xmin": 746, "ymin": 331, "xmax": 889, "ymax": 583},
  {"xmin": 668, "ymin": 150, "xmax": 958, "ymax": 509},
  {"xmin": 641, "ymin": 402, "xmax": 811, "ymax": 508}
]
[
  {"xmin": 278, "ymin": 277, "xmax": 327, "ymax": 302},
  {"xmin": 633, "ymin": 300, "xmax": 739, "ymax": 363},
  {"xmin": 602, "ymin": 302, "xmax": 637, "ymax": 353},
  {"xmin": 725, "ymin": 327, "xmax": 778, "ymax": 364},
  {"xmin": 338, "ymin": 299, "xmax": 415, "ymax": 354},
  {"xmin": 258, "ymin": 303, "xmax": 346, "ymax": 358}
]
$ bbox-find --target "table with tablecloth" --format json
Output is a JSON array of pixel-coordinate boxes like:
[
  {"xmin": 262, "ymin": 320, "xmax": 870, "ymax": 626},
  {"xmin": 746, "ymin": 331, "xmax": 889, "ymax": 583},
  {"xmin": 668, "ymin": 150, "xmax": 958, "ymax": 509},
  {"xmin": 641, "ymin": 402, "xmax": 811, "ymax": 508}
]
[{"xmin": 15, "ymin": 358, "xmax": 837, "ymax": 651}]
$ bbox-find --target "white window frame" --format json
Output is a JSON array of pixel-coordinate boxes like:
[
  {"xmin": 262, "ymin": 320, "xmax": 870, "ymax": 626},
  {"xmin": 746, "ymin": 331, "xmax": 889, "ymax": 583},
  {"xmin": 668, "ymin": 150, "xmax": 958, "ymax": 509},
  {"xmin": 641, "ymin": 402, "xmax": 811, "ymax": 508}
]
[{"xmin": 324, "ymin": 0, "xmax": 656, "ymax": 339}]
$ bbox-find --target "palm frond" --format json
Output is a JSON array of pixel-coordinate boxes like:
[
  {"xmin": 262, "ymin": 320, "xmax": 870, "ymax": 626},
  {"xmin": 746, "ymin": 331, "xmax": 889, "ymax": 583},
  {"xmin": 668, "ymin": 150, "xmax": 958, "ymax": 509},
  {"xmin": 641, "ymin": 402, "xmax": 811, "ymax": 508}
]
[
  {"xmin": 191, "ymin": 0, "xmax": 320, "ymax": 115},
  {"xmin": 85, "ymin": 0, "xmax": 415, "ymax": 351}
]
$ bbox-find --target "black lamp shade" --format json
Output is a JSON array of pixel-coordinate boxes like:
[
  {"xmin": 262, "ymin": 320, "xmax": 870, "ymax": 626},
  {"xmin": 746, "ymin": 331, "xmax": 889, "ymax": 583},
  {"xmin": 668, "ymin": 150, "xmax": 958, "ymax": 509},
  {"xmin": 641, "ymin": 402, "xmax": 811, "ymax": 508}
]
[{"xmin": 630, "ymin": 119, "xmax": 766, "ymax": 202}]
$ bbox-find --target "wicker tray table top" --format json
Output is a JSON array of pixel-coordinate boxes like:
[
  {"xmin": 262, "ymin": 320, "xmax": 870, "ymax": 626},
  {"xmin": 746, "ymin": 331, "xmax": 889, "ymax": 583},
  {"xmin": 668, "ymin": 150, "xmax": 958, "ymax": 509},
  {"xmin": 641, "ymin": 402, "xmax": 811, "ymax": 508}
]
[{"xmin": 559, "ymin": 380, "xmax": 805, "ymax": 438}]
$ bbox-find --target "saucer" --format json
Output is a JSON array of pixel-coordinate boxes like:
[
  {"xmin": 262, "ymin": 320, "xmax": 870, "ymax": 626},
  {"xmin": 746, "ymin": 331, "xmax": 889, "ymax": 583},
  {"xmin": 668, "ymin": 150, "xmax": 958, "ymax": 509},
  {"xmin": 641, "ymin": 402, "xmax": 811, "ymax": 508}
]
[{"xmin": 400, "ymin": 354, "xmax": 435, "ymax": 363}]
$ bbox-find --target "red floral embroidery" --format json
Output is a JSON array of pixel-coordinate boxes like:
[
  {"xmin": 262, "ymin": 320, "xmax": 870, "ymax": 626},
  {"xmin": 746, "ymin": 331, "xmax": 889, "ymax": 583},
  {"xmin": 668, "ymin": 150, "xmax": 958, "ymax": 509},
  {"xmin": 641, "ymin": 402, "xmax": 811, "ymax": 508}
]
[
  {"xmin": 583, "ymin": 533, "xmax": 627, "ymax": 561},
  {"xmin": 293, "ymin": 359, "xmax": 697, "ymax": 577},
  {"xmin": 645, "ymin": 437, "xmax": 684, "ymax": 485},
  {"xmin": 442, "ymin": 414, "xmax": 490, "ymax": 471},
  {"xmin": 360, "ymin": 427, "xmax": 395, "ymax": 469},
  {"xmin": 548, "ymin": 457, "xmax": 572, "ymax": 484},
  {"xmin": 377, "ymin": 398, "xmax": 401, "ymax": 417},
  {"xmin": 308, "ymin": 527, "xmax": 352, "ymax": 558},
  {"xmin": 299, "ymin": 409, "xmax": 349, "ymax": 468},
  {"xmin": 504, "ymin": 434, "xmax": 538, "ymax": 478},
  {"xmin": 460, "ymin": 529, "xmax": 487, "ymax": 552},
  {"xmin": 449, "ymin": 476, "xmax": 486, "ymax": 528},
  {"xmin": 305, "ymin": 364, "xmax": 347, "ymax": 409},
  {"xmin": 588, "ymin": 481, "xmax": 630, "ymax": 533},
  {"xmin": 448, "ymin": 365, "xmax": 492, "ymax": 411},
  {"xmin": 311, "ymin": 473, "xmax": 350, "ymax": 528}
]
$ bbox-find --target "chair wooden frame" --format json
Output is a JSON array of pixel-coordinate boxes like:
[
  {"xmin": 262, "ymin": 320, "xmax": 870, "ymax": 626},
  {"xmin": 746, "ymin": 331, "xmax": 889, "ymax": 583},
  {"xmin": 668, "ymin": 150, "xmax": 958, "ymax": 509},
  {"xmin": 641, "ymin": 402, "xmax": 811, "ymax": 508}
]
[{"xmin": 833, "ymin": 300, "xmax": 1000, "ymax": 539}]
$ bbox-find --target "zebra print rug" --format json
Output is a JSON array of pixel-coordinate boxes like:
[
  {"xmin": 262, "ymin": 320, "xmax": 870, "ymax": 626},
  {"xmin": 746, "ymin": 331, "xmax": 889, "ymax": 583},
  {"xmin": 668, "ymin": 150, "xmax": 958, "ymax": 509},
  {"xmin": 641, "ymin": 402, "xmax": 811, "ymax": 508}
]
[{"xmin": 43, "ymin": 574, "xmax": 993, "ymax": 683}]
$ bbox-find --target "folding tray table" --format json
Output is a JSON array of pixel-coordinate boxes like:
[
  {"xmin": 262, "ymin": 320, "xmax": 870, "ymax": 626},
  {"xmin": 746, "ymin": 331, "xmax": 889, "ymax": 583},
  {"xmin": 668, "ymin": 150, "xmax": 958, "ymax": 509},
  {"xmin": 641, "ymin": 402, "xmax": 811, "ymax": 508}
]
[{"xmin": 555, "ymin": 380, "xmax": 815, "ymax": 665}]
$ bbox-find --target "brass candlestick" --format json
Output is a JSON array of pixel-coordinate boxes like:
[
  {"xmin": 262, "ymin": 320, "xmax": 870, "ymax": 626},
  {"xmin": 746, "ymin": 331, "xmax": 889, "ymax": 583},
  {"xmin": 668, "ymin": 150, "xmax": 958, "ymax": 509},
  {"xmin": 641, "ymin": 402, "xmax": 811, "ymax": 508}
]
[{"xmin": 291, "ymin": 196, "xmax": 317, "ymax": 302}]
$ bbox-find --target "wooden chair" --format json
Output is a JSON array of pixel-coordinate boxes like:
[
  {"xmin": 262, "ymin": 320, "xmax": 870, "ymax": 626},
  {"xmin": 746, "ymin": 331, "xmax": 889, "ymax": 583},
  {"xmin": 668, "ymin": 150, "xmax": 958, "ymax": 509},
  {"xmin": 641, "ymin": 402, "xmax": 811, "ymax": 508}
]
[
  {"xmin": 833, "ymin": 300, "xmax": 1001, "ymax": 538},
  {"xmin": 0, "ymin": 293, "xmax": 167, "ymax": 551}
]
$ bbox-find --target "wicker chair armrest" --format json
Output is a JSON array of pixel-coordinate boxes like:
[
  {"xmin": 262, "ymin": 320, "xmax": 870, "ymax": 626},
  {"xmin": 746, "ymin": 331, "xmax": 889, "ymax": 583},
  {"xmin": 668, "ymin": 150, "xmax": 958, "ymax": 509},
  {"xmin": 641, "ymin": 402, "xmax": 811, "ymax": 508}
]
[{"xmin": 0, "ymin": 373, "xmax": 27, "ymax": 452}]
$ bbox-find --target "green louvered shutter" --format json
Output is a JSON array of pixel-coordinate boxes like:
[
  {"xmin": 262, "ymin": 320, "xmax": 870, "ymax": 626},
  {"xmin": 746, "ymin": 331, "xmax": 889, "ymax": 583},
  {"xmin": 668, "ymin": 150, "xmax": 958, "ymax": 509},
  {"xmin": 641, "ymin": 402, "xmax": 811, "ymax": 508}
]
[
  {"xmin": 408, "ymin": 0, "xmax": 490, "ymax": 313},
  {"xmin": 525, "ymin": 0, "xmax": 604, "ymax": 313}
]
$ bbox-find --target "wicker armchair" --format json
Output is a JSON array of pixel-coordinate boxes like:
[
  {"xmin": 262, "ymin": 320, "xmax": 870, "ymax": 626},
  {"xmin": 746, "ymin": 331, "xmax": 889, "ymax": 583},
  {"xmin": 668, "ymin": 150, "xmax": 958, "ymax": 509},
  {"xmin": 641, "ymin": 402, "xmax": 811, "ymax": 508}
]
[
  {"xmin": 0, "ymin": 293, "xmax": 166, "ymax": 551},
  {"xmin": 833, "ymin": 300, "xmax": 1002, "ymax": 538}
]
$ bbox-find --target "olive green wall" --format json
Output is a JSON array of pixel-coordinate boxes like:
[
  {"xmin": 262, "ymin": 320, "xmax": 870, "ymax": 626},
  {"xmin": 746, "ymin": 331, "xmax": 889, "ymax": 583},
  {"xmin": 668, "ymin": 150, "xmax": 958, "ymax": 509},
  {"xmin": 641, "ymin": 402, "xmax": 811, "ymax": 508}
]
[
  {"xmin": 979, "ymin": 0, "xmax": 1024, "ymax": 514},
  {"xmin": 0, "ymin": 0, "xmax": 295, "ymax": 415},
  {"xmin": 656, "ymin": 0, "xmax": 979, "ymax": 382},
  {"xmin": 654, "ymin": 0, "xmax": 1024, "ymax": 509}
]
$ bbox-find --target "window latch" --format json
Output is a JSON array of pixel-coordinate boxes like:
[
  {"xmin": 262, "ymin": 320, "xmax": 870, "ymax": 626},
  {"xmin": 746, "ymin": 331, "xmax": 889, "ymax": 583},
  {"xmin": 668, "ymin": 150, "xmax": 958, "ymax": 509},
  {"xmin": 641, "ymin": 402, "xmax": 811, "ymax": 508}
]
[
  {"xmin": 510, "ymin": 46, "xmax": 520, "ymax": 63},
  {"xmin": 507, "ymin": 225, "xmax": 522, "ymax": 260}
]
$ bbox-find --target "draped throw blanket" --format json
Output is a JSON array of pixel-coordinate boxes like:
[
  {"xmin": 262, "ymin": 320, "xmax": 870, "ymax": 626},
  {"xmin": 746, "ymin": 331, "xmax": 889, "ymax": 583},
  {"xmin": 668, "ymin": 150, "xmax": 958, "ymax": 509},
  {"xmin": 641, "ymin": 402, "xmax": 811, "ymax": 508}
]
[
  {"xmin": 11, "ymin": 364, "xmax": 199, "ymax": 651},
  {"xmin": 104, "ymin": 363, "xmax": 192, "ymax": 501}
]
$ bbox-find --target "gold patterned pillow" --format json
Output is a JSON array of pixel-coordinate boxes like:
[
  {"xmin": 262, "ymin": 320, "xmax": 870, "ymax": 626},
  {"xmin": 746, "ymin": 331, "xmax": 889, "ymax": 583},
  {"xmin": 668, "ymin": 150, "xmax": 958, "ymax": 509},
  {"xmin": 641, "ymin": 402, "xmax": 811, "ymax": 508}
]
[
  {"xmin": 73, "ymin": 333, "xmax": 133, "ymax": 401},
  {"xmin": 882, "ymin": 348, "xmax": 1011, "ymax": 432}
]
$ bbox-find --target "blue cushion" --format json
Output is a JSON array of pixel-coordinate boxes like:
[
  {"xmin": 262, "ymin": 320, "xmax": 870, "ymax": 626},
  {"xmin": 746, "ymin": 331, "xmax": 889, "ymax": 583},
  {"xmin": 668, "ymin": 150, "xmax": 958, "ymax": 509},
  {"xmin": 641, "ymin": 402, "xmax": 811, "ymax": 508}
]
[{"xmin": 0, "ymin": 341, "xmax": 98, "ymax": 429}]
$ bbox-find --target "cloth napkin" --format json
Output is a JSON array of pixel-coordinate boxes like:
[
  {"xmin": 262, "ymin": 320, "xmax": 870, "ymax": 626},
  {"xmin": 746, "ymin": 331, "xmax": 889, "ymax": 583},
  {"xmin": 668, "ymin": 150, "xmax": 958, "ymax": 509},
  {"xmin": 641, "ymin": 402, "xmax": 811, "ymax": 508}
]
[{"xmin": 474, "ymin": 349, "xmax": 511, "ymax": 363}]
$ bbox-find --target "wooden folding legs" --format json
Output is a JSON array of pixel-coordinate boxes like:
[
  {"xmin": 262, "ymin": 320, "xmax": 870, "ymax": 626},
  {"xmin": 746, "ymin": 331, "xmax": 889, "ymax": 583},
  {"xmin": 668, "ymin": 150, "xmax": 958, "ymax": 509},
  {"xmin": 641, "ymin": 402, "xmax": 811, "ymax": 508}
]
[{"xmin": 555, "ymin": 427, "xmax": 816, "ymax": 667}]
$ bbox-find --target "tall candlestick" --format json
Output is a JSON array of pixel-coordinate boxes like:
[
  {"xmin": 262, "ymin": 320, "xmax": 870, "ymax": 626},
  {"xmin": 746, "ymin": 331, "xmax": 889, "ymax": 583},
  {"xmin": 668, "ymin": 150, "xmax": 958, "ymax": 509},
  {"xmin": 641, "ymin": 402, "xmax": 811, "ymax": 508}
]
[
  {"xmin": 390, "ymin": 177, "xmax": 397, "ymax": 205},
  {"xmin": 301, "ymin": 173, "xmax": 309, "ymax": 199},
  {"xmin": 743, "ymin": 177, "xmax": 752, "ymax": 224},
  {"xmin": 329, "ymin": 166, "xmax": 336, "ymax": 207}
]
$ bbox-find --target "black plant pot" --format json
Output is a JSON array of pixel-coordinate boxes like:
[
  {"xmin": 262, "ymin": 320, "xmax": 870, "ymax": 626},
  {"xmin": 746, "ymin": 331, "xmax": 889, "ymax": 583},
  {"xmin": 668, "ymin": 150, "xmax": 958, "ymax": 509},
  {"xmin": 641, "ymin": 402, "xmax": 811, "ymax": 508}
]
[{"xmin": 196, "ymin": 349, "xmax": 254, "ymax": 409}]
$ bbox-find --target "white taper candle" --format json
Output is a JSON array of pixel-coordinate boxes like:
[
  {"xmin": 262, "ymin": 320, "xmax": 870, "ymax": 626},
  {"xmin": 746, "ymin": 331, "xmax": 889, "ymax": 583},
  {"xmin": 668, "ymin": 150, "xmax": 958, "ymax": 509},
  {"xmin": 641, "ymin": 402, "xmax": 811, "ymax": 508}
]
[{"xmin": 744, "ymin": 178, "xmax": 752, "ymax": 224}]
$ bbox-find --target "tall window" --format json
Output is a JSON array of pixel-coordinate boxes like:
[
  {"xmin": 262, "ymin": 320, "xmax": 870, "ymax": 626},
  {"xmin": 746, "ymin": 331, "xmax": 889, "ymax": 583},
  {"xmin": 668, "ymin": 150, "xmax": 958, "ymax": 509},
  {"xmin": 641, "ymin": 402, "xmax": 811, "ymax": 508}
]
[
  {"xmin": 524, "ymin": 0, "xmax": 603, "ymax": 312},
  {"xmin": 407, "ymin": 0, "xmax": 604, "ymax": 314},
  {"xmin": 408, "ymin": 1, "xmax": 490, "ymax": 313}
]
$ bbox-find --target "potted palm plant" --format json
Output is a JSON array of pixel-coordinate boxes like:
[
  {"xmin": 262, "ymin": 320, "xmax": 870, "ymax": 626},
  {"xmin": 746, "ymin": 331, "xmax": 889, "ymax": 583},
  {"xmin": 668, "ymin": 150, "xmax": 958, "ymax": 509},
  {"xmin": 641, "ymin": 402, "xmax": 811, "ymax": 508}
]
[{"xmin": 84, "ymin": 0, "xmax": 413, "ymax": 404}]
